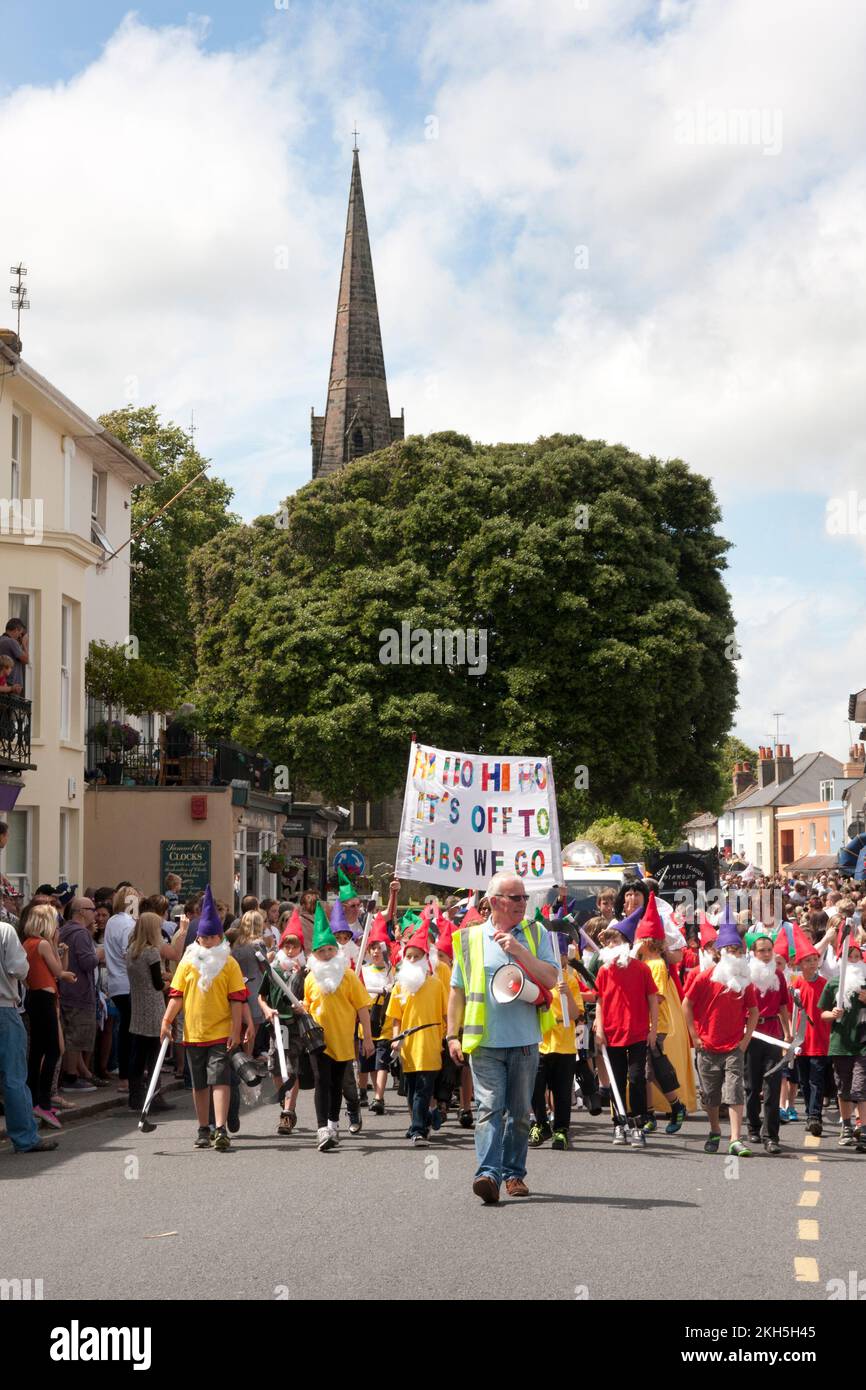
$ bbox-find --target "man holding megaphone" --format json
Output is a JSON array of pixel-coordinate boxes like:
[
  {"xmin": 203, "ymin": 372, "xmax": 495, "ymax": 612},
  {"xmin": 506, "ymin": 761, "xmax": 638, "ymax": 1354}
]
[{"xmin": 448, "ymin": 873, "xmax": 559, "ymax": 1205}]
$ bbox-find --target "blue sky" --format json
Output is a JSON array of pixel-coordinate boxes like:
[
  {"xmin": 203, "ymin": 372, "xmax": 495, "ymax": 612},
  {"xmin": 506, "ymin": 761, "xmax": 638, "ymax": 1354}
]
[{"xmin": 3, "ymin": 0, "xmax": 866, "ymax": 762}]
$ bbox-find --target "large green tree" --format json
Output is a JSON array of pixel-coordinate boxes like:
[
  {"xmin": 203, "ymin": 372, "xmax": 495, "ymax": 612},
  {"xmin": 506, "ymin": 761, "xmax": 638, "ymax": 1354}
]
[
  {"xmin": 98, "ymin": 405, "xmax": 239, "ymax": 685},
  {"xmin": 187, "ymin": 431, "xmax": 737, "ymax": 836}
]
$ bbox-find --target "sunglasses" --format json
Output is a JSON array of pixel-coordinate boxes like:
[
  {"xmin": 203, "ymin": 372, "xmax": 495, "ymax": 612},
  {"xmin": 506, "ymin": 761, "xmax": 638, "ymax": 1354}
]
[{"xmin": 495, "ymin": 893, "xmax": 528, "ymax": 903}]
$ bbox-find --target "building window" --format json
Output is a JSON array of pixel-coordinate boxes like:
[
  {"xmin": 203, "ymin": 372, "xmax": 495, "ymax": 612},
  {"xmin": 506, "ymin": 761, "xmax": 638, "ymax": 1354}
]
[
  {"xmin": 11, "ymin": 410, "xmax": 22, "ymax": 500},
  {"xmin": 352, "ymin": 429, "xmax": 364, "ymax": 453},
  {"xmin": 59, "ymin": 808, "xmax": 70, "ymax": 882},
  {"xmin": 91, "ymin": 470, "xmax": 101, "ymax": 519},
  {"xmin": 819, "ymin": 780, "xmax": 834, "ymax": 802},
  {"xmin": 755, "ymin": 842, "xmax": 762, "ymax": 865},
  {"xmin": 60, "ymin": 601, "xmax": 73, "ymax": 740},
  {"xmin": 1, "ymin": 807, "xmax": 31, "ymax": 900},
  {"xmin": 809, "ymin": 823, "xmax": 817, "ymax": 853}
]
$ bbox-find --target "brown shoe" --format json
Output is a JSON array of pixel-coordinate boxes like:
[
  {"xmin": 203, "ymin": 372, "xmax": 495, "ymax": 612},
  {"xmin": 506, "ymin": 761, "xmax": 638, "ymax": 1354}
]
[
  {"xmin": 505, "ymin": 1178, "xmax": 529, "ymax": 1198},
  {"xmin": 472, "ymin": 1175, "xmax": 500, "ymax": 1204}
]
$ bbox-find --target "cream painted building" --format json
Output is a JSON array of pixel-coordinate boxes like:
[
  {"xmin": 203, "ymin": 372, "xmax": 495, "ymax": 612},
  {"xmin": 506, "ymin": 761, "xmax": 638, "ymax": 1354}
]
[{"xmin": 0, "ymin": 329, "xmax": 157, "ymax": 896}]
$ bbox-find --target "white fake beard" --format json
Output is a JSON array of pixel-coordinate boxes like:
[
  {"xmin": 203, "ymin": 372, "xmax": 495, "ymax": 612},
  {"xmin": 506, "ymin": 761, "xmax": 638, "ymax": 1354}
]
[
  {"xmin": 749, "ymin": 955, "xmax": 779, "ymax": 995},
  {"xmin": 396, "ymin": 957, "xmax": 429, "ymax": 996},
  {"xmin": 276, "ymin": 949, "xmax": 305, "ymax": 972},
  {"xmin": 184, "ymin": 939, "xmax": 230, "ymax": 993},
  {"xmin": 711, "ymin": 953, "xmax": 752, "ymax": 994},
  {"xmin": 362, "ymin": 963, "xmax": 390, "ymax": 995},
  {"xmin": 599, "ymin": 944, "xmax": 630, "ymax": 969},
  {"xmin": 840, "ymin": 960, "xmax": 866, "ymax": 1012},
  {"xmin": 309, "ymin": 952, "xmax": 347, "ymax": 995},
  {"xmin": 338, "ymin": 941, "xmax": 359, "ymax": 964}
]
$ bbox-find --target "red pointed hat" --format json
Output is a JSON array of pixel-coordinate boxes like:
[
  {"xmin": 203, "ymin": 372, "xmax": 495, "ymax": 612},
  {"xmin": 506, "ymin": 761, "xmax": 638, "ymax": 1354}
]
[
  {"xmin": 279, "ymin": 908, "xmax": 305, "ymax": 945},
  {"xmin": 403, "ymin": 921, "xmax": 430, "ymax": 956},
  {"xmin": 699, "ymin": 916, "xmax": 718, "ymax": 948},
  {"xmin": 460, "ymin": 906, "xmax": 486, "ymax": 927},
  {"xmin": 635, "ymin": 892, "xmax": 665, "ymax": 941},
  {"xmin": 366, "ymin": 912, "xmax": 392, "ymax": 947},
  {"xmin": 774, "ymin": 924, "xmax": 816, "ymax": 965},
  {"xmin": 435, "ymin": 917, "xmax": 455, "ymax": 959}
]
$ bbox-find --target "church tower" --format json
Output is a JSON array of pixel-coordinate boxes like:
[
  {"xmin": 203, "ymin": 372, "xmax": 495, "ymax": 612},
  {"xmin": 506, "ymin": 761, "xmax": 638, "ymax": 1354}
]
[{"xmin": 311, "ymin": 142, "xmax": 404, "ymax": 478}]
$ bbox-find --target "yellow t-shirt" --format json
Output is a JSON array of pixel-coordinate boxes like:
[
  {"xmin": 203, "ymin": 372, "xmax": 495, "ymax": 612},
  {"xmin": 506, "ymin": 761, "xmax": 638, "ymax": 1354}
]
[
  {"xmin": 169, "ymin": 953, "xmax": 247, "ymax": 1045},
  {"xmin": 304, "ymin": 966, "xmax": 372, "ymax": 1062},
  {"xmin": 646, "ymin": 957, "xmax": 673, "ymax": 1035},
  {"xmin": 540, "ymin": 972, "xmax": 584, "ymax": 1056},
  {"xmin": 360, "ymin": 965, "xmax": 392, "ymax": 1041},
  {"xmin": 385, "ymin": 975, "xmax": 448, "ymax": 1072},
  {"xmin": 434, "ymin": 959, "xmax": 451, "ymax": 994}
]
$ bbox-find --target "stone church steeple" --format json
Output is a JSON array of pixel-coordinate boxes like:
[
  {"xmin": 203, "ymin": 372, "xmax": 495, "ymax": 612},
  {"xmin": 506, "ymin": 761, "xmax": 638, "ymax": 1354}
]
[{"xmin": 311, "ymin": 145, "xmax": 404, "ymax": 478}]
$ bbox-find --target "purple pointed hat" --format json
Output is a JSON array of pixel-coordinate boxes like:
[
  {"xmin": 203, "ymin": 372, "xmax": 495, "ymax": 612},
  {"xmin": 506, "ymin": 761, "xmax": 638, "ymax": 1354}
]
[
  {"xmin": 714, "ymin": 904, "xmax": 742, "ymax": 951},
  {"xmin": 615, "ymin": 905, "xmax": 643, "ymax": 944},
  {"xmin": 196, "ymin": 885, "xmax": 224, "ymax": 937},
  {"xmin": 329, "ymin": 896, "xmax": 357, "ymax": 939}
]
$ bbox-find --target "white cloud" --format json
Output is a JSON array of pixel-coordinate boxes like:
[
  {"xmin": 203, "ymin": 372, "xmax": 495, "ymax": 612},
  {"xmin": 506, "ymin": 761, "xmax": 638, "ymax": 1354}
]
[{"xmin": 4, "ymin": 0, "xmax": 866, "ymax": 756}]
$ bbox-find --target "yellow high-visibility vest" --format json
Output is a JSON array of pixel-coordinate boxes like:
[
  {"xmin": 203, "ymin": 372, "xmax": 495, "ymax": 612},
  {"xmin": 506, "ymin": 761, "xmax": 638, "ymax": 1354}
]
[{"xmin": 453, "ymin": 921, "xmax": 555, "ymax": 1053}]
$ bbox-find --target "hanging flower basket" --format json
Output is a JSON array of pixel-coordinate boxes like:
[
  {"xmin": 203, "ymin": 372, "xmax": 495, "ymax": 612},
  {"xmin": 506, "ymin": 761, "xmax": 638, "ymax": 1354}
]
[{"xmin": 260, "ymin": 850, "xmax": 287, "ymax": 874}]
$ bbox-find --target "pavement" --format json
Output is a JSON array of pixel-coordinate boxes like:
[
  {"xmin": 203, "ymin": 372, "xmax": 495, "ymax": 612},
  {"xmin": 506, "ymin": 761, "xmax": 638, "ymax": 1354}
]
[{"xmin": 1, "ymin": 1087, "xmax": 864, "ymax": 1301}]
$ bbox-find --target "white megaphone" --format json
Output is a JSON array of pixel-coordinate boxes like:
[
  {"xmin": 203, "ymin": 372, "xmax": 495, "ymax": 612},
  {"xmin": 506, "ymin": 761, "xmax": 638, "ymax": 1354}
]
[{"xmin": 491, "ymin": 962, "xmax": 544, "ymax": 1006}]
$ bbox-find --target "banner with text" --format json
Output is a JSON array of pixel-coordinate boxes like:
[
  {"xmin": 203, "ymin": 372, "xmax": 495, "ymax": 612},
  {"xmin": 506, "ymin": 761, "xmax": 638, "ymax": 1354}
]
[{"xmin": 395, "ymin": 741, "xmax": 564, "ymax": 892}]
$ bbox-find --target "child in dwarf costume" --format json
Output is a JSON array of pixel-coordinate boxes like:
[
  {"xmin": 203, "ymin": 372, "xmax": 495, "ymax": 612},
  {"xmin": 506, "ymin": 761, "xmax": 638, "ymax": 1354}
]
[
  {"xmin": 161, "ymin": 886, "xmax": 246, "ymax": 1153},
  {"xmin": 820, "ymin": 938, "xmax": 866, "ymax": 1151},
  {"xmin": 743, "ymin": 928, "xmax": 791, "ymax": 1155},
  {"xmin": 360, "ymin": 911, "xmax": 395, "ymax": 1115},
  {"xmin": 330, "ymin": 886, "xmax": 366, "ymax": 1132},
  {"xmin": 633, "ymin": 894, "xmax": 690, "ymax": 1134},
  {"xmin": 778, "ymin": 925, "xmax": 832, "ymax": 1137},
  {"xmin": 683, "ymin": 911, "xmax": 759, "ymax": 1157},
  {"xmin": 529, "ymin": 928, "xmax": 584, "ymax": 1151},
  {"xmin": 593, "ymin": 910, "xmax": 659, "ymax": 1146},
  {"xmin": 258, "ymin": 908, "xmax": 307, "ymax": 1135},
  {"xmin": 386, "ymin": 918, "xmax": 449, "ymax": 1145},
  {"xmin": 303, "ymin": 903, "xmax": 373, "ymax": 1152}
]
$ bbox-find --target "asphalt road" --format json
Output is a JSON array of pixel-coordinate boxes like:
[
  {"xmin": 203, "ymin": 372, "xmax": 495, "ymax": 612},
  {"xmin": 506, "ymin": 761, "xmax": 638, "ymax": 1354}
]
[{"xmin": 1, "ymin": 1086, "xmax": 863, "ymax": 1302}]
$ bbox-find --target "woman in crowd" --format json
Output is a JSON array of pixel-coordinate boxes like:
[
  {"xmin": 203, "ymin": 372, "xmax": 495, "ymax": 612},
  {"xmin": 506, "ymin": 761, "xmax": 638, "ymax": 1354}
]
[
  {"xmin": 103, "ymin": 886, "xmax": 141, "ymax": 1093},
  {"xmin": 126, "ymin": 911, "xmax": 174, "ymax": 1114},
  {"xmin": 23, "ymin": 903, "xmax": 75, "ymax": 1129},
  {"xmin": 230, "ymin": 910, "xmax": 267, "ymax": 1053}
]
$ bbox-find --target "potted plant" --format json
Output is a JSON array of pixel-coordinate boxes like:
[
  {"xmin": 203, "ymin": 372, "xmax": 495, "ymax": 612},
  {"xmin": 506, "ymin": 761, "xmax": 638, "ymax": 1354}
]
[{"xmin": 260, "ymin": 849, "xmax": 287, "ymax": 875}]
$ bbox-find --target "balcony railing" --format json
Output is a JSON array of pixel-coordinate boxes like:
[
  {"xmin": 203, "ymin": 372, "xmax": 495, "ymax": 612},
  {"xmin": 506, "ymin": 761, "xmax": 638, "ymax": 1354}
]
[
  {"xmin": 0, "ymin": 694, "xmax": 34, "ymax": 773},
  {"xmin": 84, "ymin": 731, "xmax": 273, "ymax": 792}
]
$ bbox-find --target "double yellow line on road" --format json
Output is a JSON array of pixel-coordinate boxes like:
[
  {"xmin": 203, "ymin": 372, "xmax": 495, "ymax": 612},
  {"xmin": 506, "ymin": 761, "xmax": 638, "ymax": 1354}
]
[{"xmin": 794, "ymin": 1133, "xmax": 821, "ymax": 1283}]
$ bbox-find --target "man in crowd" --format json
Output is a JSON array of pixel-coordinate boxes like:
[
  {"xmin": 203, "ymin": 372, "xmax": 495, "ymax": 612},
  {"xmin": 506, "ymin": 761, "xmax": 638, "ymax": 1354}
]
[
  {"xmin": 448, "ymin": 872, "xmax": 558, "ymax": 1204},
  {"xmin": 58, "ymin": 897, "xmax": 101, "ymax": 1092}
]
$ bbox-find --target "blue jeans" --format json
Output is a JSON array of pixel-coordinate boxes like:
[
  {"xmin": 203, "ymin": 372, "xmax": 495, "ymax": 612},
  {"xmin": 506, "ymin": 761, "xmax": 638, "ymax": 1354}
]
[
  {"xmin": 796, "ymin": 1055, "xmax": 827, "ymax": 1119},
  {"xmin": 0, "ymin": 1007, "xmax": 40, "ymax": 1151},
  {"xmin": 405, "ymin": 1070, "xmax": 436, "ymax": 1137},
  {"xmin": 470, "ymin": 1045, "xmax": 539, "ymax": 1184}
]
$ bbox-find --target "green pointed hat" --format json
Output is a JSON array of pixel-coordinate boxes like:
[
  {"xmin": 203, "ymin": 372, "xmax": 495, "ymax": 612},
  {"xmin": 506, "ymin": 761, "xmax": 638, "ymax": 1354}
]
[
  {"xmin": 312, "ymin": 901, "xmax": 339, "ymax": 952},
  {"xmin": 399, "ymin": 909, "xmax": 422, "ymax": 937},
  {"xmin": 338, "ymin": 868, "xmax": 359, "ymax": 903}
]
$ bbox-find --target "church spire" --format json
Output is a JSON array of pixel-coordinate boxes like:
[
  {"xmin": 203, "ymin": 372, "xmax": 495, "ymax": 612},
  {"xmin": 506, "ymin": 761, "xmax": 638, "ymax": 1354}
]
[{"xmin": 311, "ymin": 147, "xmax": 404, "ymax": 478}]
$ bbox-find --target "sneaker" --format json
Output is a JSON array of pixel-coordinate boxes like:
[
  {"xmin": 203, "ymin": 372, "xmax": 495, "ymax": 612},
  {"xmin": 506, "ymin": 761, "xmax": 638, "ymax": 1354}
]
[
  {"xmin": 15, "ymin": 1138, "xmax": 59, "ymax": 1153},
  {"xmin": 807, "ymin": 1117, "xmax": 823, "ymax": 1138},
  {"xmin": 211, "ymin": 1127, "xmax": 231, "ymax": 1152},
  {"xmin": 429, "ymin": 1107, "xmax": 443, "ymax": 1132},
  {"xmin": 613, "ymin": 1125, "xmax": 627, "ymax": 1145},
  {"xmin": 317, "ymin": 1127, "xmax": 336, "ymax": 1152},
  {"xmin": 61, "ymin": 1079, "xmax": 97, "ymax": 1092},
  {"xmin": 458, "ymin": 1108, "xmax": 475, "ymax": 1129},
  {"xmin": 33, "ymin": 1105, "xmax": 62, "ymax": 1130},
  {"xmin": 748, "ymin": 1130, "xmax": 762, "ymax": 1146},
  {"xmin": 703, "ymin": 1132, "xmax": 722, "ymax": 1154},
  {"xmin": 51, "ymin": 1095, "xmax": 77, "ymax": 1111},
  {"xmin": 529, "ymin": 1123, "xmax": 546, "ymax": 1147},
  {"xmin": 664, "ymin": 1102, "xmax": 687, "ymax": 1134},
  {"xmin": 194, "ymin": 1126, "xmax": 211, "ymax": 1149},
  {"xmin": 786, "ymin": 1106, "xmax": 800, "ymax": 1122},
  {"xmin": 763, "ymin": 1138, "xmax": 781, "ymax": 1155},
  {"xmin": 277, "ymin": 1111, "xmax": 293, "ymax": 1136},
  {"xmin": 327, "ymin": 1120, "xmax": 340, "ymax": 1146},
  {"xmin": 728, "ymin": 1140, "xmax": 752, "ymax": 1157},
  {"xmin": 551, "ymin": 1130, "xmax": 568, "ymax": 1151},
  {"xmin": 628, "ymin": 1128, "xmax": 647, "ymax": 1148},
  {"xmin": 411, "ymin": 1134, "xmax": 429, "ymax": 1147},
  {"xmin": 778, "ymin": 1107, "xmax": 789, "ymax": 1125},
  {"xmin": 838, "ymin": 1126, "xmax": 855, "ymax": 1148},
  {"xmin": 348, "ymin": 1112, "xmax": 362, "ymax": 1135},
  {"xmin": 642, "ymin": 1116, "xmax": 657, "ymax": 1134},
  {"xmin": 370, "ymin": 1098, "xmax": 385, "ymax": 1116}
]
